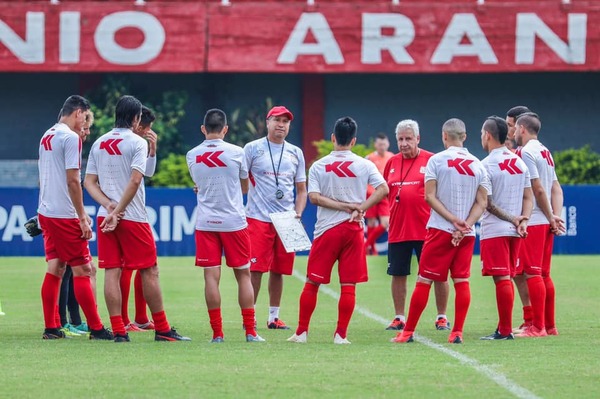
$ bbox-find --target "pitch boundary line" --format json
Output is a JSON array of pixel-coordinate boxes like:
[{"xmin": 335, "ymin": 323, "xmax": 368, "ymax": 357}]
[{"xmin": 292, "ymin": 270, "xmax": 541, "ymax": 399}]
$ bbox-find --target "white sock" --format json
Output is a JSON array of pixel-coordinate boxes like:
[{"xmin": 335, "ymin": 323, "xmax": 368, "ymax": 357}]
[
  {"xmin": 268, "ymin": 306, "xmax": 280, "ymax": 322},
  {"xmin": 437, "ymin": 314, "xmax": 447, "ymax": 320},
  {"xmin": 395, "ymin": 315, "xmax": 406, "ymax": 322}
]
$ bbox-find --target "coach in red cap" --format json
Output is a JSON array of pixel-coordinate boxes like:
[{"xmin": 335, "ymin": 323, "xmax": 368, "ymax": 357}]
[{"xmin": 243, "ymin": 105, "xmax": 307, "ymax": 330}]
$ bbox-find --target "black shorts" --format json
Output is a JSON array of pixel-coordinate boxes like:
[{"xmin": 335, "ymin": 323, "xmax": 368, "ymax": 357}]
[{"xmin": 387, "ymin": 241, "xmax": 424, "ymax": 276}]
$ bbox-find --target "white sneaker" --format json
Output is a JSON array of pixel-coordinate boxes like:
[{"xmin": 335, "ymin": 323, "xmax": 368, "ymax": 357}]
[
  {"xmin": 333, "ymin": 333, "xmax": 351, "ymax": 344},
  {"xmin": 287, "ymin": 331, "xmax": 307, "ymax": 343},
  {"xmin": 246, "ymin": 334, "xmax": 266, "ymax": 342}
]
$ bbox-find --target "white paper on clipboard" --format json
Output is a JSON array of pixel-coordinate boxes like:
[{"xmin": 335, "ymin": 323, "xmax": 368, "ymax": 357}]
[{"xmin": 269, "ymin": 210, "xmax": 312, "ymax": 253}]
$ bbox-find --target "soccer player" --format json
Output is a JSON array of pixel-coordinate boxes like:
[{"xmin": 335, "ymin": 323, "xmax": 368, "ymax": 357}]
[
  {"xmin": 244, "ymin": 106, "xmax": 307, "ymax": 330},
  {"xmin": 288, "ymin": 116, "xmax": 389, "ymax": 344},
  {"xmin": 505, "ymin": 106, "xmax": 531, "ymax": 151},
  {"xmin": 38, "ymin": 95, "xmax": 113, "ymax": 340},
  {"xmin": 187, "ymin": 108, "xmax": 264, "ymax": 343},
  {"xmin": 383, "ymin": 120, "xmax": 450, "ymax": 332},
  {"xmin": 479, "ymin": 116, "xmax": 533, "ymax": 340},
  {"xmin": 513, "ymin": 114, "xmax": 564, "ymax": 337},
  {"xmin": 84, "ymin": 95, "xmax": 190, "ymax": 343},
  {"xmin": 364, "ymin": 133, "xmax": 394, "ymax": 255},
  {"xmin": 392, "ymin": 118, "xmax": 489, "ymax": 344},
  {"xmin": 120, "ymin": 105, "xmax": 157, "ymax": 332}
]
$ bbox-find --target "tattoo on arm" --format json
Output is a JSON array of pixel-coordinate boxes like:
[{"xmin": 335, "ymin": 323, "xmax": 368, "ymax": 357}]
[{"xmin": 487, "ymin": 196, "xmax": 514, "ymax": 224}]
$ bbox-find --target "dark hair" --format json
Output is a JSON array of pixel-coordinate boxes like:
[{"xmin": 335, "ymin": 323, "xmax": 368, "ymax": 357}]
[
  {"xmin": 203, "ymin": 108, "xmax": 227, "ymax": 133},
  {"xmin": 375, "ymin": 132, "xmax": 388, "ymax": 141},
  {"xmin": 140, "ymin": 106, "xmax": 156, "ymax": 127},
  {"xmin": 333, "ymin": 116, "xmax": 357, "ymax": 146},
  {"xmin": 506, "ymin": 106, "xmax": 531, "ymax": 119},
  {"xmin": 59, "ymin": 95, "xmax": 90, "ymax": 119},
  {"xmin": 114, "ymin": 95, "xmax": 142, "ymax": 129},
  {"xmin": 483, "ymin": 116, "xmax": 509, "ymax": 144},
  {"xmin": 516, "ymin": 113, "xmax": 541, "ymax": 135}
]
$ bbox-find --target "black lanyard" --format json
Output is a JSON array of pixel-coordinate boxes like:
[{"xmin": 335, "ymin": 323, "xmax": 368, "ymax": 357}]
[{"xmin": 266, "ymin": 139, "xmax": 285, "ymax": 193}]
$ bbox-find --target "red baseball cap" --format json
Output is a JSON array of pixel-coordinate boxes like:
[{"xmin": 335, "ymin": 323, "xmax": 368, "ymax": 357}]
[{"xmin": 267, "ymin": 106, "xmax": 294, "ymax": 121}]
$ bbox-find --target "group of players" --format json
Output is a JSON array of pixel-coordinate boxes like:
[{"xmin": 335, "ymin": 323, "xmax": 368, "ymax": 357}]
[{"xmin": 36, "ymin": 93, "xmax": 563, "ymax": 344}]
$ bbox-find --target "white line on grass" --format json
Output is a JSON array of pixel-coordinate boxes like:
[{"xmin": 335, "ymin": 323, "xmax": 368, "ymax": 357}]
[{"xmin": 292, "ymin": 270, "xmax": 541, "ymax": 399}]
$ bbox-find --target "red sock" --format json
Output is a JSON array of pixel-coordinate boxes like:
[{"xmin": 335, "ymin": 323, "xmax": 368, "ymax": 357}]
[
  {"xmin": 523, "ymin": 305, "xmax": 533, "ymax": 325},
  {"xmin": 208, "ymin": 308, "xmax": 223, "ymax": 339},
  {"xmin": 335, "ymin": 285, "xmax": 356, "ymax": 339},
  {"xmin": 120, "ymin": 269, "xmax": 133, "ymax": 326},
  {"xmin": 110, "ymin": 315, "xmax": 126, "ymax": 336},
  {"xmin": 453, "ymin": 281, "xmax": 471, "ymax": 333},
  {"xmin": 296, "ymin": 282, "xmax": 319, "ymax": 335},
  {"xmin": 241, "ymin": 308, "xmax": 256, "ymax": 336},
  {"xmin": 367, "ymin": 225, "xmax": 385, "ymax": 246},
  {"xmin": 526, "ymin": 276, "xmax": 546, "ymax": 330},
  {"xmin": 133, "ymin": 271, "xmax": 149, "ymax": 325},
  {"xmin": 73, "ymin": 275, "xmax": 103, "ymax": 331},
  {"xmin": 152, "ymin": 310, "xmax": 170, "ymax": 333},
  {"xmin": 543, "ymin": 276, "xmax": 556, "ymax": 329},
  {"xmin": 404, "ymin": 282, "xmax": 431, "ymax": 332},
  {"xmin": 495, "ymin": 279, "xmax": 514, "ymax": 336},
  {"xmin": 55, "ymin": 304, "xmax": 61, "ymax": 329},
  {"xmin": 41, "ymin": 273, "xmax": 61, "ymax": 329}
]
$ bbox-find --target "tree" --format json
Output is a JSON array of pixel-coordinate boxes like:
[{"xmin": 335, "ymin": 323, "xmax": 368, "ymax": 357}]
[{"xmin": 553, "ymin": 145, "xmax": 600, "ymax": 185}]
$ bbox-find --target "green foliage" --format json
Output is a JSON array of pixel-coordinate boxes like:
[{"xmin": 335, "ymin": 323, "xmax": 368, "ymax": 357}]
[
  {"xmin": 151, "ymin": 153, "xmax": 193, "ymax": 188},
  {"xmin": 227, "ymin": 97, "xmax": 274, "ymax": 147},
  {"xmin": 312, "ymin": 139, "xmax": 375, "ymax": 162},
  {"xmin": 553, "ymin": 145, "xmax": 600, "ymax": 185}
]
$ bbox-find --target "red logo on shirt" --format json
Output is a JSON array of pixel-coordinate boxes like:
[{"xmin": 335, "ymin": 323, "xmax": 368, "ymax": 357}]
[
  {"xmin": 99, "ymin": 139, "xmax": 123, "ymax": 155},
  {"xmin": 498, "ymin": 158, "xmax": 523, "ymax": 175},
  {"xmin": 447, "ymin": 158, "xmax": 474, "ymax": 176},
  {"xmin": 325, "ymin": 161, "xmax": 356, "ymax": 177},
  {"xmin": 196, "ymin": 151, "xmax": 226, "ymax": 167},
  {"xmin": 41, "ymin": 134, "xmax": 54, "ymax": 151},
  {"xmin": 541, "ymin": 149, "xmax": 555, "ymax": 167}
]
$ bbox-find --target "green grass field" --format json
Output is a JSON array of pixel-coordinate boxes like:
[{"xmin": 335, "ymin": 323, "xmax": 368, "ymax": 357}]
[{"xmin": 0, "ymin": 256, "xmax": 599, "ymax": 399}]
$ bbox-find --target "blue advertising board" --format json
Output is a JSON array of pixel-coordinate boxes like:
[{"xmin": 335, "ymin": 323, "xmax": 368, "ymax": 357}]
[{"xmin": 0, "ymin": 186, "xmax": 597, "ymax": 256}]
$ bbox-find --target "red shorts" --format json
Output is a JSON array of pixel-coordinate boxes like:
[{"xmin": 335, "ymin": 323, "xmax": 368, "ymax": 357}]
[
  {"xmin": 306, "ymin": 222, "xmax": 368, "ymax": 285},
  {"xmin": 247, "ymin": 218, "xmax": 295, "ymax": 275},
  {"xmin": 480, "ymin": 236, "xmax": 522, "ymax": 277},
  {"xmin": 520, "ymin": 224, "xmax": 554, "ymax": 276},
  {"xmin": 365, "ymin": 196, "xmax": 390, "ymax": 219},
  {"xmin": 418, "ymin": 228, "xmax": 475, "ymax": 282},
  {"xmin": 38, "ymin": 214, "xmax": 91, "ymax": 267},
  {"xmin": 195, "ymin": 228, "xmax": 251, "ymax": 268},
  {"xmin": 97, "ymin": 217, "xmax": 157, "ymax": 270}
]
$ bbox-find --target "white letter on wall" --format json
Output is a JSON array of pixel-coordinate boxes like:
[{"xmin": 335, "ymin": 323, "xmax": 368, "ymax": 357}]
[
  {"xmin": 362, "ymin": 13, "xmax": 415, "ymax": 64},
  {"xmin": 60, "ymin": 12, "xmax": 80, "ymax": 64},
  {"xmin": 0, "ymin": 12, "xmax": 44, "ymax": 63}
]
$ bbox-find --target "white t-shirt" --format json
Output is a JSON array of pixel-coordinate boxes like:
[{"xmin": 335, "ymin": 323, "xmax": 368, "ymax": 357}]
[
  {"xmin": 519, "ymin": 139, "xmax": 558, "ymax": 226},
  {"xmin": 480, "ymin": 147, "xmax": 531, "ymax": 239},
  {"xmin": 425, "ymin": 146, "xmax": 490, "ymax": 236},
  {"xmin": 308, "ymin": 150, "xmax": 385, "ymax": 238},
  {"xmin": 38, "ymin": 123, "xmax": 82, "ymax": 218},
  {"xmin": 244, "ymin": 137, "xmax": 306, "ymax": 222},
  {"xmin": 186, "ymin": 139, "xmax": 248, "ymax": 232},
  {"xmin": 86, "ymin": 128, "xmax": 148, "ymax": 223}
]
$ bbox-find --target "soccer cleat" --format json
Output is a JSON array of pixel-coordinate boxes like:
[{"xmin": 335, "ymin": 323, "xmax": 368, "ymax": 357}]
[
  {"xmin": 267, "ymin": 318, "xmax": 290, "ymax": 330},
  {"xmin": 386, "ymin": 318, "xmax": 405, "ymax": 331},
  {"xmin": 546, "ymin": 327, "xmax": 559, "ymax": 336},
  {"xmin": 435, "ymin": 317, "xmax": 451, "ymax": 330},
  {"xmin": 287, "ymin": 332, "xmax": 308, "ymax": 343},
  {"xmin": 480, "ymin": 330, "xmax": 514, "ymax": 340},
  {"xmin": 333, "ymin": 333, "xmax": 351, "ymax": 344},
  {"xmin": 515, "ymin": 325, "xmax": 547, "ymax": 338},
  {"xmin": 125, "ymin": 323, "xmax": 145, "ymax": 332},
  {"xmin": 513, "ymin": 321, "xmax": 532, "ymax": 334},
  {"xmin": 246, "ymin": 334, "xmax": 266, "ymax": 342},
  {"xmin": 60, "ymin": 326, "xmax": 79, "ymax": 338},
  {"xmin": 64, "ymin": 323, "xmax": 87, "ymax": 335},
  {"xmin": 43, "ymin": 328, "xmax": 66, "ymax": 340},
  {"xmin": 133, "ymin": 320, "xmax": 155, "ymax": 330},
  {"xmin": 89, "ymin": 327, "xmax": 114, "ymax": 340},
  {"xmin": 155, "ymin": 328, "xmax": 191, "ymax": 342},
  {"xmin": 72, "ymin": 322, "xmax": 89, "ymax": 333},
  {"xmin": 448, "ymin": 332, "xmax": 463, "ymax": 344},
  {"xmin": 114, "ymin": 333, "xmax": 130, "ymax": 343},
  {"xmin": 211, "ymin": 337, "xmax": 224, "ymax": 343},
  {"xmin": 390, "ymin": 331, "xmax": 414, "ymax": 343}
]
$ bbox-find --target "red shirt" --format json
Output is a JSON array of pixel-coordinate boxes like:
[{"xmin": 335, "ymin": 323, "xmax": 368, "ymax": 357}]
[{"xmin": 383, "ymin": 149, "xmax": 433, "ymax": 243}]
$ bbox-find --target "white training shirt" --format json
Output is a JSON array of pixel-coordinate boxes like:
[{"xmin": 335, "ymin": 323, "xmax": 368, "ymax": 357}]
[
  {"xmin": 308, "ymin": 150, "xmax": 386, "ymax": 238},
  {"xmin": 187, "ymin": 139, "xmax": 248, "ymax": 232},
  {"xmin": 38, "ymin": 123, "xmax": 82, "ymax": 218},
  {"xmin": 480, "ymin": 147, "xmax": 531, "ymax": 239},
  {"xmin": 86, "ymin": 128, "xmax": 148, "ymax": 223},
  {"xmin": 518, "ymin": 139, "xmax": 558, "ymax": 226},
  {"xmin": 425, "ymin": 146, "xmax": 490, "ymax": 236},
  {"xmin": 244, "ymin": 137, "xmax": 306, "ymax": 222}
]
